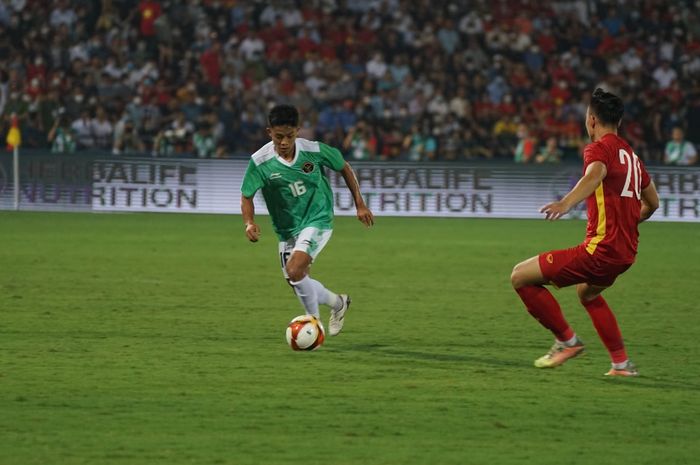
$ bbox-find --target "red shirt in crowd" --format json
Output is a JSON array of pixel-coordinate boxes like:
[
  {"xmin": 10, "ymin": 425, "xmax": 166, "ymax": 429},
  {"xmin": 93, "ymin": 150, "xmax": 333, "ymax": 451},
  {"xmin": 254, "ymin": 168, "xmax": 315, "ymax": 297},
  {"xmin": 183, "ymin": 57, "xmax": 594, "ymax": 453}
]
[
  {"xmin": 200, "ymin": 47, "xmax": 221, "ymax": 87},
  {"xmin": 139, "ymin": 1, "xmax": 162, "ymax": 37}
]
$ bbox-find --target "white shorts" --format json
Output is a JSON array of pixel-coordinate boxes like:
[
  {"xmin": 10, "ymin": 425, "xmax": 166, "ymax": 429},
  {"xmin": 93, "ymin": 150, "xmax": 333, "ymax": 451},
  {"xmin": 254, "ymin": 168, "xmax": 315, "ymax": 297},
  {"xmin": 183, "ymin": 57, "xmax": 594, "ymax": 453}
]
[{"xmin": 278, "ymin": 227, "xmax": 333, "ymax": 278}]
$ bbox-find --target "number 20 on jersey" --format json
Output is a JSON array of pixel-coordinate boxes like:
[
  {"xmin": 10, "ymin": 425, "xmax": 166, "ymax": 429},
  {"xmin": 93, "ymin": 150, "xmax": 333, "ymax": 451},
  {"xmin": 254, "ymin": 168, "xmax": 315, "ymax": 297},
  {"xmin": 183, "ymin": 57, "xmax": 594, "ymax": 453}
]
[{"xmin": 619, "ymin": 149, "xmax": 642, "ymax": 199}]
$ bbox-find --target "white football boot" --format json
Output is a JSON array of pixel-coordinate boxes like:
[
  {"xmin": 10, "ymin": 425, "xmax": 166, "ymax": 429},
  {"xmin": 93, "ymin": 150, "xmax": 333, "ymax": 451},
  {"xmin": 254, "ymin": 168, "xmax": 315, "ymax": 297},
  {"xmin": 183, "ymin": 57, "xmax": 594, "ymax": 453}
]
[{"xmin": 328, "ymin": 294, "xmax": 351, "ymax": 336}]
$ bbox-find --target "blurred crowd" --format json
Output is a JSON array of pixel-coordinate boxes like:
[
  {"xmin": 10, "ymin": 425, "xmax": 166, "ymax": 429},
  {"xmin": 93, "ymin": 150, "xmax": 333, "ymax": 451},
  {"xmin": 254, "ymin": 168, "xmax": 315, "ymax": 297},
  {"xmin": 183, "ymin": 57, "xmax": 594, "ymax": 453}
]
[{"xmin": 0, "ymin": 0, "xmax": 699, "ymax": 165}]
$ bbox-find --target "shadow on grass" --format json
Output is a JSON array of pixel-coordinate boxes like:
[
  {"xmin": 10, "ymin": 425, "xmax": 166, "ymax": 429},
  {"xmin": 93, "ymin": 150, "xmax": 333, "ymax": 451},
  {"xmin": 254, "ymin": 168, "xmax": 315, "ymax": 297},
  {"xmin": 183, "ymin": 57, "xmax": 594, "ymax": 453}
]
[
  {"xmin": 598, "ymin": 377, "xmax": 700, "ymax": 392},
  {"xmin": 330, "ymin": 345, "xmax": 700, "ymax": 390},
  {"xmin": 330, "ymin": 343, "xmax": 524, "ymax": 369}
]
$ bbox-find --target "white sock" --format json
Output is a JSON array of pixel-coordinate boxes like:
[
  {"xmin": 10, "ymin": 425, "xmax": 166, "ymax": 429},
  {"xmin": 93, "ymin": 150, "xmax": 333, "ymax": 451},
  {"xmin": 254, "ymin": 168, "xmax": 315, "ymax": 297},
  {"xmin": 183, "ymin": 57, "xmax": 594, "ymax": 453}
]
[
  {"xmin": 612, "ymin": 360, "xmax": 629, "ymax": 369},
  {"xmin": 308, "ymin": 277, "xmax": 341, "ymax": 310},
  {"xmin": 290, "ymin": 276, "xmax": 319, "ymax": 318},
  {"xmin": 558, "ymin": 335, "xmax": 580, "ymax": 347}
]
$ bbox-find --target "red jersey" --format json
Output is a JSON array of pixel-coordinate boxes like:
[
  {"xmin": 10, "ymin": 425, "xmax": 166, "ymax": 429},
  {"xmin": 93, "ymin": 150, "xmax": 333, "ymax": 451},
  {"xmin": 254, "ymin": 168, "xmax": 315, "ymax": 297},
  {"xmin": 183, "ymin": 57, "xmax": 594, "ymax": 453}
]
[
  {"xmin": 582, "ymin": 133, "xmax": 651, "ymax": 264},
  {"xmin": 139, "ymin": 1, "xmax": 162, "ymax": 37}
]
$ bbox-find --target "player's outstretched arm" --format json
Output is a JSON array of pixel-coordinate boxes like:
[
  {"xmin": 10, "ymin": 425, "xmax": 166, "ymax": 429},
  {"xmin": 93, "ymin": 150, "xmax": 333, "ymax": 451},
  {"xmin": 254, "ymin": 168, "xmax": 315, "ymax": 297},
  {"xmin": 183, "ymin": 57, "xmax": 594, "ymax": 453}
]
[
  {"xmin": 241, "ymin": 195, "xmax": 261, "ymax": 242},
  {"xmin": 640, "ymin": 181, "xmax": 660, "ymax": 223},
  {"xmin": 540, "ymin": 161, "xmax": 607, "ymax": 221},
  {"xmin": 340, "ymin": 162, "xmax": 374, "ymax": 227}
]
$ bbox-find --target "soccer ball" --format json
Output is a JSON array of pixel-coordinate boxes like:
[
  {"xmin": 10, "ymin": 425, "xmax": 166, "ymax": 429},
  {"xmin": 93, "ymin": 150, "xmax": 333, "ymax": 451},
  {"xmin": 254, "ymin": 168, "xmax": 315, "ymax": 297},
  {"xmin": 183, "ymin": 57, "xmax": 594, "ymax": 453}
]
[{"xmin": 286, "ymin": 315, "xmax": 325, "ymax": 351}]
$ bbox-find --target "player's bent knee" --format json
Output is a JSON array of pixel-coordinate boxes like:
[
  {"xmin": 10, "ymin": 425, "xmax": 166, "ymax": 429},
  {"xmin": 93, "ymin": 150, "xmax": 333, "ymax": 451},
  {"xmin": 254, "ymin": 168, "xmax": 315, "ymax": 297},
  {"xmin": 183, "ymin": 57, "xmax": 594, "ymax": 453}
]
[
  {"xmin": 285, "ymin": 265, "xmax": 306, "ymax": 283},
  {"xmin": 510, "ymin": 265, "xmax": 524, "ymax": 289},
  {"xmin": 577, "ymin": 283, "xmax": 602, "ymax": 303}
]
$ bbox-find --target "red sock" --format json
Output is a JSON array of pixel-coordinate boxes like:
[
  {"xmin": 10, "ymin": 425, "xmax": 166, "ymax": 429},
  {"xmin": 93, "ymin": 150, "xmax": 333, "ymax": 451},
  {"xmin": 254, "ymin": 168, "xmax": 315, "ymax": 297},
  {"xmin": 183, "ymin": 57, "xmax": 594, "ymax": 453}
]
[
  {"xmin": 582, "ymin": 296, "xmax": 627, "ymax": 364},
  {"xmin": 516, "ymin": 285, "xmax": 574, "ymax": 341}
]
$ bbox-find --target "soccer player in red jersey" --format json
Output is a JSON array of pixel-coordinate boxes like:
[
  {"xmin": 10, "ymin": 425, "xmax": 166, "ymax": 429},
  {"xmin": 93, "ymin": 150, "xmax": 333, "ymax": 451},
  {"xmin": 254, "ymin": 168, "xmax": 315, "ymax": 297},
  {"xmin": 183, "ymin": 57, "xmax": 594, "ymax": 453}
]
[{"xmin": 510, "ymin": 88, "xmax": 660, "ymax": 376}]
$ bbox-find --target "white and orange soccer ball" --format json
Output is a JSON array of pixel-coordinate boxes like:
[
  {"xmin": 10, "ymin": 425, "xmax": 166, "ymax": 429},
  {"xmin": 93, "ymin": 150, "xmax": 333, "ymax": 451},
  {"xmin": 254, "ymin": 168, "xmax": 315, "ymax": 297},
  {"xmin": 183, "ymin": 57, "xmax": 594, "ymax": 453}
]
[{"xmin": 286, "ymin": 315, "xmax": 325, "ymax": 351}]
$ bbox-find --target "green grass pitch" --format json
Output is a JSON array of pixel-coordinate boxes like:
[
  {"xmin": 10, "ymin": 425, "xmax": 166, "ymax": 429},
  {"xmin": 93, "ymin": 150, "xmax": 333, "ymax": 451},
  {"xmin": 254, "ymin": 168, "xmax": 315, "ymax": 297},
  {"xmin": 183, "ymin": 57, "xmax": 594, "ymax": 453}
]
[{"xmin": 1, "ymin": 211, "xmax": 699, "ymax": 465}]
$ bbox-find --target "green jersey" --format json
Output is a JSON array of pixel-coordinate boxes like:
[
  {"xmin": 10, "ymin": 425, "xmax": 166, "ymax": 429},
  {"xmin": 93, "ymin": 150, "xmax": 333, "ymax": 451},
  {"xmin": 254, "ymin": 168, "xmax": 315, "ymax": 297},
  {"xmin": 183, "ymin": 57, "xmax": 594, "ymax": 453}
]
[{"xmin": 241, "ymin": 138, "xmax": 346, "ymax": 240}]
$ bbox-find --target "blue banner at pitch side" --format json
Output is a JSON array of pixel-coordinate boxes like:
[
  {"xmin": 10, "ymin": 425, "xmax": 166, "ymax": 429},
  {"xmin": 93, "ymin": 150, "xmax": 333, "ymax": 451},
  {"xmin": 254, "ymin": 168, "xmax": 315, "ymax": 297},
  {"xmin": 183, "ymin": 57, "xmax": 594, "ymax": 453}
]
[{"xmin": 0, "ymin": 154, "xmax": 699, "ymax": 222}]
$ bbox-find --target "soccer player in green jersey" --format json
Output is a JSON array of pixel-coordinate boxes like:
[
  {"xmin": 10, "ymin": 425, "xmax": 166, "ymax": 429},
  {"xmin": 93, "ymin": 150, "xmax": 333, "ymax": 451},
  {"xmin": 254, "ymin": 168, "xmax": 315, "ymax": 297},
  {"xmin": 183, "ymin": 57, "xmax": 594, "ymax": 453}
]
[{"xmin": 241, "ymin": 105, "xmax": 374, "ymax": 336}]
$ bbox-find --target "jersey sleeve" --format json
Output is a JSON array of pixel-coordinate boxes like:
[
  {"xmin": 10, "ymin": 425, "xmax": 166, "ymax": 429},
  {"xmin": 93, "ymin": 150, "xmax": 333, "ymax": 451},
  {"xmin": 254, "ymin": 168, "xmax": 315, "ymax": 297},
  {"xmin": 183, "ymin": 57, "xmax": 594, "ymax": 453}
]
[
  {"xmin": 318, "ymin": 142, "xmax": 346, "ymax": 171},
  {"xmin": 241, "ymin": 159, "xmax": 263, "ymax": 198},
  {"xmin": 583, "ymin": 142, "xmax": 609, "ymax": 169}
]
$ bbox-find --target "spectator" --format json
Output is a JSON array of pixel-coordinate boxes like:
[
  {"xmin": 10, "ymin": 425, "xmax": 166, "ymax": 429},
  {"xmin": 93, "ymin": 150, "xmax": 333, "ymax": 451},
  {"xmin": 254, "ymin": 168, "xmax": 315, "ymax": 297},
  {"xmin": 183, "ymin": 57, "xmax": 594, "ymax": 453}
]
[
  {"xmin": 514, "ymin": 124, "xmax": 537, "ymax": 163},
  {"xmin": 48, "ymin": 115, "xmax": 76, "ymax": 154},
  {"xmin": 113, "ymin": 119, "xmax": 145, "ymax": 155},
  {"xmin": 664, "ymin": 127, "xmax": 698, "ymax": 166},
  {"xmin": 535, "ymin": 137, "xmax": 563, "ymax": 164},
  {"xmin": 463, "ymin": 128, "xmax": 492, "ymax": 160},
  {"xmin": 136, "ymin": 0, "xmax": 162, "ymax": 39},
  {"xmin": 493, "ymin": 114, "xmax": 518, "ymax": 156},
  {"xmin": 344, "ymin": 121, "xmax": 377, "ymax": 161},
  {"xmin": 50, "ymin": 0, "xmax": 78, "ymax": 29},
  {"xmin": 22, "ymin": 109, "xmax": 47, "ymax": 148},
  {"xmin": 192, "ymin": 121, "xmax": 217, "ymax": 158},
  {"xmin": 652, "ymin": 61, "xmax": 678, "ymax": 90},
  {"xmin": 71, "ymin": 109, "xmax": 95, "ymax": 149},
  {"xmin": 402, "ymin": 124, "xmax": 430, "ymax": 162},
  {"xmin": 92, "ymin": 106, "xmax": 113, "ymax": 150}
]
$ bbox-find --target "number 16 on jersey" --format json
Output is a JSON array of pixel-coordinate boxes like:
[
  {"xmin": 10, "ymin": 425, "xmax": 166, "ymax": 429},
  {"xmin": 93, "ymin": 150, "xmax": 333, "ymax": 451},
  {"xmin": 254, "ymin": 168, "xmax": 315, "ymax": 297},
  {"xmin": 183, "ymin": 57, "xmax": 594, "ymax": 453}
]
[{"xmin": 289, "ymin": 180, "xmax": 306, "ymax": 197}]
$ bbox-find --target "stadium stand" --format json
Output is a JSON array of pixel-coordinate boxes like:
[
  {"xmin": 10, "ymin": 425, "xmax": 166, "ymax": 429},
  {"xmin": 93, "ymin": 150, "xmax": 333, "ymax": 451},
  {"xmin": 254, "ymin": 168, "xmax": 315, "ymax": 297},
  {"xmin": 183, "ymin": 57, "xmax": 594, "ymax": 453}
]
[{"xmin": 0, "ymin": 0, "xmax": 698, "ymax": 163}]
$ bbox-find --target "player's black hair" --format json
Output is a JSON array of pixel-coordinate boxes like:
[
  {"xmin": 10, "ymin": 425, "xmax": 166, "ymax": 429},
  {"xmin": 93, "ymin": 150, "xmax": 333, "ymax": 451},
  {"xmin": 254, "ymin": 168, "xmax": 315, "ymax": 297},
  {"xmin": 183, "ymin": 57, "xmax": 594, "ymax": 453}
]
[
  {"xmin": 589, "ymin": 88, "xmax": 624, "ymax": 126},
  {"xmin": 268, "ymin": 104, "xmax": 299, "ymax": 127}
]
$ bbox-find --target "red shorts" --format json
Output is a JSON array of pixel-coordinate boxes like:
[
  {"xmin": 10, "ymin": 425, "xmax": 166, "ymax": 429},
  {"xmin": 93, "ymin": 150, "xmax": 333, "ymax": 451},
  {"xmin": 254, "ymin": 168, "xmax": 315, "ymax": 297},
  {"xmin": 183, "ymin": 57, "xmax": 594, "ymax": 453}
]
[{"xmin": 539, "ymin": 244, "xmax": 632, "ymax": 288}]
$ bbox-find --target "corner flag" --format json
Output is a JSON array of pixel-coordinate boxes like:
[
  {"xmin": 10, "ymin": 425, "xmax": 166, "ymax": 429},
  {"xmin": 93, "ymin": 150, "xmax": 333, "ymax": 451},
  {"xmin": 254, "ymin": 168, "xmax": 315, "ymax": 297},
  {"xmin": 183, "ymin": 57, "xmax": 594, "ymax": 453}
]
[{"xmin": 6, "ymin": 114, "xmax": 21, "ymax": 150}]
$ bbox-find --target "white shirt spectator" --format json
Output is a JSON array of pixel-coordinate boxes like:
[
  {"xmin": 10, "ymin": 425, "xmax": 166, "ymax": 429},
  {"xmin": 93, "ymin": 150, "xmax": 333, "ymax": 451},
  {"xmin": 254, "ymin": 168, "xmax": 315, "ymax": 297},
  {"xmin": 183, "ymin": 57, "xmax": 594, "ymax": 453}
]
[
  {"xmin": 304, "ymin": 74, "xmax": 327, "ymax": 96},
  {"xmin": 69, "ymin": 42, "xmax": 89, "ymax": 63},
  {"xmin": 239, "ymin": 35, "xmax": 265, "ymax": 61},
  {"xmin": 366, "ymin": 53, "xmax": 387, "ymax": 80},
  {"xmin": 459, "ymin": 12, "xmax": 484, "ymax": 35},
  {"xmin": 652, "ymin": 64, "xmax": 678, "ymax": 89},
  {"xmin": 92, "ymin": 118, "xmax": 114, "ymax": 149},
  {"xmin": 427, "ymin": 94, "xmax": 449, "ymax": 117},
  {"xmin": 665, "ymin": 138, "xmax": 698, "ymax": 165},
  {"xmin": 449, "ymin": 95, "xmax": 469, "ymax": 118},
  {"xmin": 659, "ymin": 40, "xmax": 675, "ymax": 62},
  {"xmin": 607, "ymin": 57, "xmax": 624, "ymax": 76},
  {"xmin": 686, "ymin": 54, "xmax": 700, "ymax": 76},
  {"xmin": 259, "ymin": 5, "xmax": 281, "ymax": 26},
  {"xmin": 622, "ymin": 48, "xmax": 642, "ymax": 72},
  {"xmin": 71, "ymin": 117, "xmax": 96, "ymax": 148},
  {"xmin": 486, "ymin": 26, "xmax": 509, "ymax": 51},
  {"xmin": 281, "ymin": 7, "xmax": 303, "ymax": 28},
  {"xmin": 552, "ymin": 0, "xmax": 589, "ymax": 25},
  {"xmin": 302, "ymin": 58, "xmax": 322, "ymax": 77},
  {"xmin": 103, "ymin": 59, "xmax": 125, "ymax": 79},
  {"xmin": 50, "ymin": 6, "xmax": 77, "ymax": 28},
  {"xmin": 509, "ymin": 32, "xmax": 532, "ymax": 53}
]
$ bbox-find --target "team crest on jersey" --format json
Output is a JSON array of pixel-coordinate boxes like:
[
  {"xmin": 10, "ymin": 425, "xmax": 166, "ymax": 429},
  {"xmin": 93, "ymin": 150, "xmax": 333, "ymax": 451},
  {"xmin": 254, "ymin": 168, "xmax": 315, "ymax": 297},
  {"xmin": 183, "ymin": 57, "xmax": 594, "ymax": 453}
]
[
  {"xmin": 546, "ymin": 254, "xmax": 554, "ymax": 264},
  {"xmin": 302, "ymin": 162, "xmax": 315, "ymax": 173}
]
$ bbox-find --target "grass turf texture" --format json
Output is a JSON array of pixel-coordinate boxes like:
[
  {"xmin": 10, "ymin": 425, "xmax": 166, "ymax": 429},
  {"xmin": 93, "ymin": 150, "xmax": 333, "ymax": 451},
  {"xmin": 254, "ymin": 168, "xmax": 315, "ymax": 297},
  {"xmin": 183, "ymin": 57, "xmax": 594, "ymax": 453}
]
[{"xmin": 1, "ymin": 211, "xmax": 699, "ymax": 465}]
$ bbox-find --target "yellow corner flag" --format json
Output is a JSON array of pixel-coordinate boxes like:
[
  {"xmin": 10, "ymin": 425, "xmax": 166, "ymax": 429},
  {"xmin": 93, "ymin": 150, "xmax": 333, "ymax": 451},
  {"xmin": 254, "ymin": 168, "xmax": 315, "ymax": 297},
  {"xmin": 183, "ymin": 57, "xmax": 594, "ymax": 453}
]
[{"xmin": 6, "ymin": 114, "xmax": 21, "ymax": 150}]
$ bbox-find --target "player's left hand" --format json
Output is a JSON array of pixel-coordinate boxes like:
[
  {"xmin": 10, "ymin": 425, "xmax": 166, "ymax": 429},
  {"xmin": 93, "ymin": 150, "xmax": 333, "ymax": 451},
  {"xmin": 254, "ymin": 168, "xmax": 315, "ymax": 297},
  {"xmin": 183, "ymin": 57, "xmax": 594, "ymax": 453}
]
[
  {"xmin": 245, "ymin": 223, "xmax": 261, "ymax": 241},
  {"xmin": 540, "ymin": 201, "xmax": 570, "ymax": 221},
  {"xmin": 357, "ymin": 206, "xmax": 374, "ymax": 227}
]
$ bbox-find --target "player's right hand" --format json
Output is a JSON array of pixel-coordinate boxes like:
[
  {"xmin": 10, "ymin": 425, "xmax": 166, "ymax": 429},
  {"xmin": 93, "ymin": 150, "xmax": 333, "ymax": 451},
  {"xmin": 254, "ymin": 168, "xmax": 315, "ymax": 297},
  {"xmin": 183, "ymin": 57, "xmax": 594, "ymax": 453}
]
[
  {"xmin": 357, "ymin": 206, "xmax": 375, "ymax": 227},
  {"xmin": 245, "ymin": 223, "xmax": 261, "ymax": 242},
  {"xmin": 540, "ymin": 201, "xmax": 570, "ymax": 221}
]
